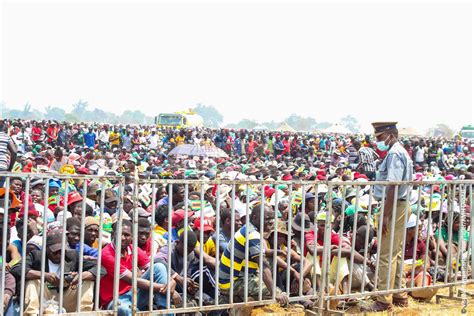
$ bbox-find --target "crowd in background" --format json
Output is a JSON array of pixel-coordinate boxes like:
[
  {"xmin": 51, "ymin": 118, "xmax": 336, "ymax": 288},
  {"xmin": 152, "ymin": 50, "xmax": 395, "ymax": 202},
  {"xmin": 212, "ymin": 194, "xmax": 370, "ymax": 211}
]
[{"xmin": 0, "ymin": 118, "xmax": 473, "ymax": 315}]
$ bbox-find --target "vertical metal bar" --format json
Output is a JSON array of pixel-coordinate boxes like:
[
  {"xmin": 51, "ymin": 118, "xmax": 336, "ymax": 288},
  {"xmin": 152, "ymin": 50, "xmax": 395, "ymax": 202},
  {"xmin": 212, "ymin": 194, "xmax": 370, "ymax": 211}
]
[
  {"xmin": 434, "ymin": 184, "xmax": 446, "ymax": 284},
  {"xmin": 76, "ymin": 181, "xmax": 88, "ymax": 312},
  {"xmin": 299, "ymin": 184, "xmax": 306, "ymax": 297},
  {"xmin": 183, "ymin": 184, "xmax": 189, "ymax": 308},
  {"xmin": 360, "ymin": 185, "xmax": 374, "ymax": 293},
  {"xmin": 199, "ymin": 185, "xmax": 205, "ymax": 307},
  {"xmin": 214, "ymin": 184, "xmax": 221, "ymax": 306},
  {"xmin": 445, "ymin": 185, "xmax": 455, "ymax": 284},
  {"xmin": 470, "ymin": 184, "xmax": 473, "ymax": 280},
  {"xmin": 347, "ymin": 185, "xmax": 361, "ymax": 293},
  {"xmin": 131, "ymin": 177, "xmax": 139, "ymax": 314},
  {"xmin": 39, "ymin": 179, "xmax": 50, "ymax": 315},
  {"xmin": 19, "ymin": 178, "xmax": 30, "ymax": 315},
  {"xmin": 112, "ymin": 182, "xmax": 123, "ymax": 313},
  {"xmin": 243, "ymin": 185, "xmax": 250, "ymax": 303},
  {"xmin": 229, "ymin": 184, "xmax": 236, "ymax": 304},
  {"xmin": 149, "ymin": 184, "xmax": 157, "ymax": 311},
  {"xmin": 166, "ymin": 184, "xmax": 173, "ymax": 310},
  {"xmin": 272, "ymin": 187, "xmax": 279, "ymax": 300},
  {"xmin": 94, "ymin": 182, "xmax": 106, "ymax": 311},
  {"xmin": 286, "ymin": 184, "xmax": 293, "ymax": 297},
  {"xmin": 58, "ymin": 179, "xmax": 69, "ymax": 313},
  {"xmin": 0, "ymin": 178, "xmax": 10, "ymax": 314},
  {"xmin": 422, "ymin": 185, "xmax": 434, "ymax": 287},
  {"xmin": 452, "ymin": 184, "xmax": 464, "ymax": 283},
  {"xmin": 334, "ymin": 185, "xmax": 347, "ymax": 293},
  {"xmin": 311, "ymin": 184, "xmax": 319, "ymax": 295},
  {"xmin": 397, "ymin": 188, "xmax": 411, "ymax": 289},
  {"xmin": 318, "ymin": 183, "xmax": 333, "ymax": 312},
  {"xmin": 258, "ymin": 184, "xmax": 264, "ymax": 302},
  {"xmin": 373, "ymin": 188, "xmax": 386, "ymax": 291},
  {"xmin": 386, "ymin": 185, "xmax": 399, "ymax": 291},
  {"xmin": 410, "ymin": 186, "xmax": 424, "ymax": 288}
]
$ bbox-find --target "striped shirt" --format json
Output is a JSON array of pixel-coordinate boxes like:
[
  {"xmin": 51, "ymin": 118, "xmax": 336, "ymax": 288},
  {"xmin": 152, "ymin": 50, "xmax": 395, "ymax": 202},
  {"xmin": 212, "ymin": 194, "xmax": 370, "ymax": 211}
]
[
  {"xmin": 218, "ymin": 223, "xmax": 261, "ymax": 289},
  {"xmin": 0, "ymin": 132, "xmax": 11, "ymax": 171},
  {"xmin": 358, "ymin": 146, "xmax": 377, "ymax": 172}
]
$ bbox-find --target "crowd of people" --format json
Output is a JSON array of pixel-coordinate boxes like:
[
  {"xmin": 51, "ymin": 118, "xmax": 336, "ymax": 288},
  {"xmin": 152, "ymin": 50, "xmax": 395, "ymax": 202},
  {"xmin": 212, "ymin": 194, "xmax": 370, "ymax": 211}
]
[{"xmin": 0, "ymin": 118, "xmax": 473, "ymax": 315}]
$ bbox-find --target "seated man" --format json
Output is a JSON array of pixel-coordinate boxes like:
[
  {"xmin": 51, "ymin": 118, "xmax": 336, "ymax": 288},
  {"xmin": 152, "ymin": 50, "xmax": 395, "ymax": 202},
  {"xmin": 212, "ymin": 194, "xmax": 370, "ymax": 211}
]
[
  {"xmin": 11, "ymin": 229, "xmax": 99, "ymax": 314},
  {"xmin": 100, "ymin": 219, "xmax": 176, "ymax": 315},
  {"xmin": 218, "ymin": 204, "xmax": 288, "ymax": 305},
  {"xmin": 66, "ymin": 217, "xmax": 98, "ymax": 257}
]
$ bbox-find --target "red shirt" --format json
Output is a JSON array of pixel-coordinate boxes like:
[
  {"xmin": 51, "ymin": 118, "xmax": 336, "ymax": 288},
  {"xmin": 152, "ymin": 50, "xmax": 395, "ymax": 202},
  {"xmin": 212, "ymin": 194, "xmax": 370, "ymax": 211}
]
[
  {"xmin": 31, "ymin": 126, "xmax": 42, "ymax": 141},
  {"xmin": 305, "ymin": 230, "xmax": 341, "ymax": 262},
  {"xmin": 46, "ymin": 126, "xmax": 58, "ymax": 142},
  {"xmin": 99, "ymin": 243, "xmax": 151, "ymax": 307},
  {"xmin": 282, "ymin": 140, "xmax": 290, "ymax": 154}
]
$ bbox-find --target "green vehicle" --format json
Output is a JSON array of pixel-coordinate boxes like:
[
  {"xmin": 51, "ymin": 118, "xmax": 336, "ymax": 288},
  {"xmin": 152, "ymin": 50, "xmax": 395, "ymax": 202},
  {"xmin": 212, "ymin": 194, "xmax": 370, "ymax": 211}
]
[{"xmin": 460, "ymin": 125, "xmax": 474, "ymax": 140}]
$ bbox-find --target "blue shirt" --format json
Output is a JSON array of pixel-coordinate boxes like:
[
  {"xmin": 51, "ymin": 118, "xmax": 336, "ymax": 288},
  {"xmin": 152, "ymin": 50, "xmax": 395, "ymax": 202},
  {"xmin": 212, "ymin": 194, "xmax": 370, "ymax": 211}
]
[
  {"xmin": 72, "ymin": 242, "xmax": 99, "ymax": 257},
  {"xmin": 83, "ymin": 132, "xmax": 96, "ymax": 148}
]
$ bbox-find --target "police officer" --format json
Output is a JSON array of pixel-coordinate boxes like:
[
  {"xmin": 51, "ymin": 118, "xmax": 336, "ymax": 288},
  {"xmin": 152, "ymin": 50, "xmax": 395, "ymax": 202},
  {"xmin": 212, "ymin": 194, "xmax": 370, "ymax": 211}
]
[{"xmin": 362, "ymin": 122, "xmax": 413, "ymax": 312}]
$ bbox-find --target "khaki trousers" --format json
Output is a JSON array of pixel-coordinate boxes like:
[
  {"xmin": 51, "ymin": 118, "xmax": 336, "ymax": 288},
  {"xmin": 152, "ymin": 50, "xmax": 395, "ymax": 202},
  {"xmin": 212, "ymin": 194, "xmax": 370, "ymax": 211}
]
[
  {"xmin": 376, "ymin": 200, "xmax": 410, "ymax": 304},
  {"xmin": 24, "ymin": 279, "xmax": 94, "ymax": 315}
]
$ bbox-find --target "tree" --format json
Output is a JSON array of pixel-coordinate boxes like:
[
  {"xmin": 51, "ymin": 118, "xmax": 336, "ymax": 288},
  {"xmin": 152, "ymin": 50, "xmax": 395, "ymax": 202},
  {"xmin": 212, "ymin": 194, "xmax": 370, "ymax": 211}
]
[
  {"xmin": 44, "ymin": 106, "xmax": 66, "ymax": 121},
  {"xmin": 284, "ymin": 114, "xmax": 317, "ymax": 132},
  {"xmin": 119, "ymin": 110, "xmax": 147, "ymax": 125},
  {"xmin": 340, "ymin": 115, "xmax": 360, "ymax": 133},
  {"xmin": 193, "ymin": 104, "xmax": 224, "ymax": 128},
  {"xmin": 225, "ymin": 119, "xmax": 259, "ymax": 130},
  {"xmin": 72, "ymin": 100, "xmax": 89, "ymax": 120}
]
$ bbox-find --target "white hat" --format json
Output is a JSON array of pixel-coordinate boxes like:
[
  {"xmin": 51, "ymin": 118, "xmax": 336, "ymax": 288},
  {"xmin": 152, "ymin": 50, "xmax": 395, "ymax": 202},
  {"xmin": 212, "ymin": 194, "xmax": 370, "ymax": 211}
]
[{"xmin": 406, "ymin": 214, "xmax": 419, "ymax": 229}]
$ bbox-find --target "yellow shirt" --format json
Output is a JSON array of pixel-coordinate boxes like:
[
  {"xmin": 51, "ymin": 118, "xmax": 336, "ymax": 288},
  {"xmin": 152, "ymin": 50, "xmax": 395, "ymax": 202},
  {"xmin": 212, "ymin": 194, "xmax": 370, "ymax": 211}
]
[
  {"xmin": 175, "ymin": 135, "xmax": 185, "ymax": 146},
  {"xmin": 109, "ymin": 132, "xmax": 120, "ymax": 145},
  {"xmin": 203, "ymin": 238, "xmax": 216, "ymax": 257}
]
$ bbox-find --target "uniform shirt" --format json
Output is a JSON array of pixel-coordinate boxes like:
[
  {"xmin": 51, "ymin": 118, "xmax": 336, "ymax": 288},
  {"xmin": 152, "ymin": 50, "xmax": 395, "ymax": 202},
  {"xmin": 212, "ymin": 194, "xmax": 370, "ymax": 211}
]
[
  {"xmin": 374, "ymin": 142, "xmax": 413, "ymax": 200},
  {"xmin": 218, "ymin": 223, "xmax": 261, "ymax": 290}
]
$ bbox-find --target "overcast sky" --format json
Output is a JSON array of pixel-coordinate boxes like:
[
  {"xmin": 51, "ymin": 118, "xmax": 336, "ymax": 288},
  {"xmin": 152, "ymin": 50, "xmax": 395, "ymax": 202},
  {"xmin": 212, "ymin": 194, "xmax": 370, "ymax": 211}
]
[{"xmin": 1, "ymin": 0, "xmax": 472, "ymax": 133}]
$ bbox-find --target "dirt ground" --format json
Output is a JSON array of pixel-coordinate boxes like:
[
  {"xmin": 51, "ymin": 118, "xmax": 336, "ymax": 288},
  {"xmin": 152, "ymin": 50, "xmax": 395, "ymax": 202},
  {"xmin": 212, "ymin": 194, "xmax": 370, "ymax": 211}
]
[{"xmin": 249, "ymin": 284, "xmax": 474, "ymax": 316}]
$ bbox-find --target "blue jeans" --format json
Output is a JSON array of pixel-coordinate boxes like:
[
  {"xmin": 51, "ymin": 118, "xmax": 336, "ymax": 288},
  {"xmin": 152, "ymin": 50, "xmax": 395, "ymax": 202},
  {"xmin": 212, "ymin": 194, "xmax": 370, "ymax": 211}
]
[{"xmin": 107, "ymin": 262, "xmax": 168, "ymax": 316}]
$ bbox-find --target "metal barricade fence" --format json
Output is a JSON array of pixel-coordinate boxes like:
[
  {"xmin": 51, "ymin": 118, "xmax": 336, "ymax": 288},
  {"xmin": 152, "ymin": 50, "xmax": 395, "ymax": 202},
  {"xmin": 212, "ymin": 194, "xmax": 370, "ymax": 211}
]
[{"xmin": 0, "ymin": 173, "xmax": 472, "ymax": 315}]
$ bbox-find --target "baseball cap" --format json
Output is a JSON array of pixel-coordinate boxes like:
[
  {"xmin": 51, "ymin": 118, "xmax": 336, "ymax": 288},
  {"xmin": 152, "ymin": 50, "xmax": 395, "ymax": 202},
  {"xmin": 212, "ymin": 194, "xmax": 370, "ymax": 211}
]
[
  {"xmin": 172, "ymin": 209, "xmax": 195, "ymax": 227},
  {"xmin": 193, "ymin": 217, "xmax": 215, "ymax": 232},
  {"xmin": 47, "ymin": 229, "xmax": 64, "ymax": 253}
]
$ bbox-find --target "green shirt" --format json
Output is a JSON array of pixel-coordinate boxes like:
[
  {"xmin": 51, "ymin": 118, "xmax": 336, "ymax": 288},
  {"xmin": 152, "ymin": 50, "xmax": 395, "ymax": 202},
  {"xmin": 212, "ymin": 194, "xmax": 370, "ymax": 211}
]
[{"xmin": 435, "ymin": 226, "xmax": 469, "ymax": 245}]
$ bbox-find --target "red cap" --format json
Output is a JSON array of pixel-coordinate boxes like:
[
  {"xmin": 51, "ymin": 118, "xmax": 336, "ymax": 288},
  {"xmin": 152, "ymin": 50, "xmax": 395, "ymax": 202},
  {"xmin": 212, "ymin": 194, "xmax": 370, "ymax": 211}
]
[
  {"xmin": 354, "ymin": 172, "xmax": 368, "ymax": 180},
  {"xmin": 67, "ymin": 191, "xmax": 83, "ymax": 206},
  {"xmin": 172, "ymin": 209, "xmax": 195, "ymax": 227},
  {"xmin": 265, "ymin": 188, "xmax": 275, "ymax": 199},
  {"xmin": 18, "ymin": 203, "xmax": 40, "ymax": 218},
  {"xmin": 317, "ymin": 175, "xmax": 326, "ymax": 181},
  {"xmin": 282, "ymin": 174, "xmax": 293, "ymax": 181},
  {"xmin": 76, "ymin": 167, "xmax": 89, "ymax": 175},
  {"xmin": 193, "ymin": 217, "xmax": 215, "ymax": 232}
]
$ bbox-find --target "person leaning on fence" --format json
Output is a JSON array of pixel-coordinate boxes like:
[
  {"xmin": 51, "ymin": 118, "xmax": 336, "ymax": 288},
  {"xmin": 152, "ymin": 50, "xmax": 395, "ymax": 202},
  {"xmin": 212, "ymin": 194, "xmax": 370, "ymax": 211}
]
[
  {"xmin": 10, "ymin": 229, "xmax": 100, "ymax": 314},
  {"xmin": 218, "ymin": 203, "xmax": 289, "ymax": 305},
  {"xmin": 361, "ymin": 122, "xmax": 413, "ymax": 312}
]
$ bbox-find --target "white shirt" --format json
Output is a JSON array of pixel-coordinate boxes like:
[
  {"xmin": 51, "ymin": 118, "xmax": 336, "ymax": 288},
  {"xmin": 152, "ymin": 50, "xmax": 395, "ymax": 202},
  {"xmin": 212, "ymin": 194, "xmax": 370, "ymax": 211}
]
[
  {"xmin": 99, "ymin": 131, "xmax": 109, "ymax": 143},
  {"xmin": 149, "ymin": 134, "xmax": 159, "ymax": 149},
  {"xmin": 415, "ymin": 146, "xmax": 425, "ymax": 162},
  {"xmin": 48, "ymin": 260, "xmax": 61, "ymax": 277}
]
